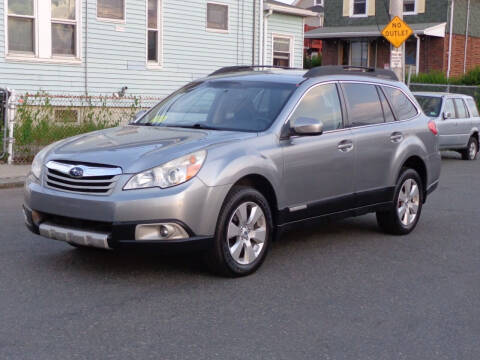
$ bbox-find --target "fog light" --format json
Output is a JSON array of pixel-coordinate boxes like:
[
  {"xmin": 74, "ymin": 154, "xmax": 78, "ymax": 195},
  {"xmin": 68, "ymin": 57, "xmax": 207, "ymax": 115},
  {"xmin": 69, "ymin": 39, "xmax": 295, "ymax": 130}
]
[
  {"xmin": 31, "ymin": 210, "xmax": 43, "ymax": 226},
  {"xmin": 135, "ymin": 223, "xmax": 189, "ymax": 241}
]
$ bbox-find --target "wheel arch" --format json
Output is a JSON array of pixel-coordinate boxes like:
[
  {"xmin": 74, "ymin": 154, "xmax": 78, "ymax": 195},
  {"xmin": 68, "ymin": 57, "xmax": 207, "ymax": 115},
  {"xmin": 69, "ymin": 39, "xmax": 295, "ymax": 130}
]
[
  {"xmin": 232, "ymin": 174, "xmax": 279, "ymax": 225},
  {"xmin": 399, "ymin": 155, "xmax": 428, "ymax": 201}
]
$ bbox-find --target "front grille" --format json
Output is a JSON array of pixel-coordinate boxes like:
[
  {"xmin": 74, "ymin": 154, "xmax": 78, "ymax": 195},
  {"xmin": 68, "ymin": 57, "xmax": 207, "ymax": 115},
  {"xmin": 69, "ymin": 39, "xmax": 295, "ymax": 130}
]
[{"xmin": 45, "ymin": 161, "xmax": 121, "ymax": 195}]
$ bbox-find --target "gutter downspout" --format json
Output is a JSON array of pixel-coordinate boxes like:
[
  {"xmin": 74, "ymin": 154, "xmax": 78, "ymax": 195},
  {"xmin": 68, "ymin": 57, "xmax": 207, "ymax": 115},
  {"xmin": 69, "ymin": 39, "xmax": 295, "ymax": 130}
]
[
  {"xmin": 252, "ymin": 0, "xmax": 256, "ymax": 65},
  {"xmin": 259, "ymin": 0, "xmax": 263, "ymax": 65},
  {"xmin": 464, "ymin": 0, "xmax": 471, "ymax": 74},
  {"xmin": 414, "ymin": 34, "xmax": 420, "ymax": 75},
  {"xmin": 263, "ymin": 8, "xmax": 273, "ymax": 66},
  {"xmin": 447, "ymin": 0, "xmax": 455, "ymax": 79},
  {"xmin": 84, "ymin": 0, "xmax": 88, "ymax": 95}
]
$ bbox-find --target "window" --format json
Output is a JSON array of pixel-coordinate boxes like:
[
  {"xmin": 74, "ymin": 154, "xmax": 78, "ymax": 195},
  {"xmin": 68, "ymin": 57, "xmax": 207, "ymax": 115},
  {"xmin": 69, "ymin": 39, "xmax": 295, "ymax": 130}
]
[
  {"xmin": 352, "ymin": 0, "xmax": 367, "ymax": 16},
  {"xmin": 207, "ymin": 3, "xmax": 228, "ymax": 31},
  {"xmin": 7, "ymin": 0, "xmax": 35, "ymax": 54},
  {"xmin": 403, "ymin": 0, "xmax": 416, "ymax": 14},
  {"xmin": 147, "ymin": 0, "xmax": 162, "ymax": 64},
  {"xmin": 97, "ymin": 0, "xmax": 124, "ymax": 20},
  {"xmin": 315, "ymin": 0, "xmax": 324, "ymax": 5},
  {"xmin": 378, "ymin": 87, "xmax": 396, "ymax": 122},
  {"xmin": 415, "ymin": 95, "xmax": 443, "ymax": 118},
  {"xmin": 51, "ymin": 0, "xmax": 77, "ymax": 56},
  {"xmin": 466, "ymin": 98, "xmax": 480, "ymax": 117},
  {"xmin": 382, "ymin": 87, "xmax": 418, "ymax": 120},
  {"xmin": 444, "ymin": 99, "xmax": 456, "ymax": 118},
  {"xmin": 7, "ymin": 0, "xmax": 80, "ymax": 59},
  {"xmin": 342, "ymin": 83, "xmax": 384, "ymax": 127},
  {"xmin": 273, "ymin": 36, "xmax": 292, "ymax": 67},
  {"xmin": 55, "ymin": 109, "xmax": 78, "ymax": 123},
  {"xmin": 290, "ymin": 84, "xmax": 343, "ymax": 132},
  {"xmin": 137, "ymin": 81, "xmax": 296, "ymax": 132},
  {"xmin": 454, "ymin": 99, "xmax": 468, "ymax": 118}
]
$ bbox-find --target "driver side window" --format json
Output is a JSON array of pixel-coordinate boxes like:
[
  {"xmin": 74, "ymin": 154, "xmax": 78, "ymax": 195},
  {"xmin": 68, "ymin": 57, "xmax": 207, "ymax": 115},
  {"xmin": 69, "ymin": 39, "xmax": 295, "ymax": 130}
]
[{"xmin": 290, "ymin": 83, "xmax": 343, "ymax": 132}]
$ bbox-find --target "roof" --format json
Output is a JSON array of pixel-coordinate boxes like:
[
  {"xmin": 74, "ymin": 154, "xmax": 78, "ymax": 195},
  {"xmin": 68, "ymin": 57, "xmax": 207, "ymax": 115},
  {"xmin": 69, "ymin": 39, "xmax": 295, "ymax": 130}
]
[
  {"xmin": 413, "ymin": 91, "xmax": 473, "ymax": 98},
  {"xmin": 265, "ymin": 0, "xmax": 318, "ymax": 17},
  {"xmin": 305, "ymin": 22, "xmax": 447, "ymax": 39}
]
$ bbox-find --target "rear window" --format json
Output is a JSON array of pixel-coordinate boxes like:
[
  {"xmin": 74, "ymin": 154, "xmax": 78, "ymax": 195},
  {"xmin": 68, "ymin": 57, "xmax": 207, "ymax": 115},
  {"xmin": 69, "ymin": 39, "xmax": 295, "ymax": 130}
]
[
  {"xmin": 466, "ymin": 98, "xmax": 480, "ymax": 117},
  {"xmin": 415, "ymin": 95, "xmax": 442, "ymax": 118},
  {"xmin": 383, "ymin": 87, "xmax": 418, "ymax": 120}
]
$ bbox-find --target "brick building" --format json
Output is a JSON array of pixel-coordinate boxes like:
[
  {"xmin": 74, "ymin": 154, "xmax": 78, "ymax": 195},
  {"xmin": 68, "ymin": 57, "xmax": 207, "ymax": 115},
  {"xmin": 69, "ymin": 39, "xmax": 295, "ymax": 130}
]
[{"xmin": 305, "ymin": 0, "xmax": 480, "ymax": 77}]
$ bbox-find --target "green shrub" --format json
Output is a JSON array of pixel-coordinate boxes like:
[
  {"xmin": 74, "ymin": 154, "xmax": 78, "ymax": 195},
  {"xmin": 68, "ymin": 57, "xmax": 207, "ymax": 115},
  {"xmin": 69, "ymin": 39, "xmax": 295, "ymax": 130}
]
[
  {"xmin": 12, "ymin": 93, "xmax": 142, "ymax": 162},
  {"xmin": 410, "ymin": 66, "xmax": 480, "ymax": 85},
  {"xmin": 304, "ymin": 55, "xmax": 322, "ymax": 69}
]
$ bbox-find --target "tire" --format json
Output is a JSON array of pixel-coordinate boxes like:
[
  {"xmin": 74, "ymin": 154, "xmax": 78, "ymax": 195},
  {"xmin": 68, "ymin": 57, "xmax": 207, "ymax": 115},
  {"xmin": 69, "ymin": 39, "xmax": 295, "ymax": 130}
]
[
  {"xmin": 205, "ymin": 186, "xmax": 273, "ymax": 277},
  {"xmin": 461, "ymin": 136, "xmax": 478, "ymax": 161},
  {"xmin": 376, "ymin": 168, "xmax": 424, "ymax": 235}
]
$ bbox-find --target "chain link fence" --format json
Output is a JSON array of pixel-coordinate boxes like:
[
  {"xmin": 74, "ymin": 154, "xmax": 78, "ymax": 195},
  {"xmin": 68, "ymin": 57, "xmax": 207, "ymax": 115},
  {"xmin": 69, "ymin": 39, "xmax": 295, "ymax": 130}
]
[{"xmin": 8, "ymin": 93, "xmax": 162, "ymax": 164}]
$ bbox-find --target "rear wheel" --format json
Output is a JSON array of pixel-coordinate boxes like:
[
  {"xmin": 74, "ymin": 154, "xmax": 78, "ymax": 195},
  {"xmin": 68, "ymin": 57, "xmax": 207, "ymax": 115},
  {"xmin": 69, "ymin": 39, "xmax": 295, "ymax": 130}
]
[
  {"xmin": 205, "ymin": 186, "xmax": 273, "ymax": 277},
  {"xmin": 376, "ymin": 168, "xmax": 424, "ymax": 235},
  {"xmin": 461, "ymin": 136, "xmax": 478, "ymax": 160}
]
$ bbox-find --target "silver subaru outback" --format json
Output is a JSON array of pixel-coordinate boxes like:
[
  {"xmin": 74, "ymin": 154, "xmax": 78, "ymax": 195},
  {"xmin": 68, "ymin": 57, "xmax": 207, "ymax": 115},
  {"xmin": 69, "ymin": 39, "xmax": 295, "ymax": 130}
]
[{"xmin": 24, "ymin": 66, "xmax": 441, "ymax": 276}]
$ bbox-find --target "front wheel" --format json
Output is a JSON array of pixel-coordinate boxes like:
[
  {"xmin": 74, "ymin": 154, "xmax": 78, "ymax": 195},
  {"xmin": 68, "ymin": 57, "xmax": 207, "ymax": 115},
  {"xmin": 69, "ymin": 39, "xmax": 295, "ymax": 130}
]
[
  {"xmin": 205, "ymin": 186, "xmax": 273, "ymax": 277},
  {"xmin": 376, "ymin": 168, "xmax": 424, "ymax": 235},
  {"xmin": 461, "ymin": 136, "xmax": 478, "ymax": 160}
]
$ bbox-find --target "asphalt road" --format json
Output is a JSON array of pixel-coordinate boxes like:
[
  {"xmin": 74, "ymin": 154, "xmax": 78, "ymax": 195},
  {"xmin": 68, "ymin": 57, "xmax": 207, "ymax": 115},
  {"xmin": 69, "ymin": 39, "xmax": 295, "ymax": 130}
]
[{"xmin": 1, "ymin": 153, "xmax": 479, "ymax": 360}]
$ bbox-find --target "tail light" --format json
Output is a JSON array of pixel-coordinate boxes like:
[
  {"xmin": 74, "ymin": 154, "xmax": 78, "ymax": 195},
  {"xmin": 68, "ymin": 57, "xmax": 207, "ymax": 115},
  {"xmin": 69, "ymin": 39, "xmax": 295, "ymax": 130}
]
[{"xmin": 428, "ymin": 121, "xmax": 438, "ymax": 135}]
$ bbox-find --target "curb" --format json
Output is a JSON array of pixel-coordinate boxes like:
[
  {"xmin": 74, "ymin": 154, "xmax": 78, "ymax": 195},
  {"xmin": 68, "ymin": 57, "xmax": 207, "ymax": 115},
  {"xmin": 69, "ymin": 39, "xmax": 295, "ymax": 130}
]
[{"xmin": 0, "ymin": 177, "xmax": 25, "ymax": 189}]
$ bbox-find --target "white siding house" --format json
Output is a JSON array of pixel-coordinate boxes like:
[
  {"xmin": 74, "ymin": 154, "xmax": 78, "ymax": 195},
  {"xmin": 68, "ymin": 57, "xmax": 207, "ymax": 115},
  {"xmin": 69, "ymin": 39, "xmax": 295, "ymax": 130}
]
[{"xmin": 1, "ymin": 0, "xmax": 315, "ymax": 97}]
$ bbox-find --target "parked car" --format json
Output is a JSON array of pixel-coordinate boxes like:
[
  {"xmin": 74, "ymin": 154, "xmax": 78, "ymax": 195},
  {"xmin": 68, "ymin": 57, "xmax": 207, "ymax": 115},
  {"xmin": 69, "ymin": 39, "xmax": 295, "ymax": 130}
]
[
  {"xmin": 414, "ymin": 92, "xmax": 480, "ymax": 160},
  {"xmin": 24, "ymin": 66, "xmax": 441, "ymax": 277}
]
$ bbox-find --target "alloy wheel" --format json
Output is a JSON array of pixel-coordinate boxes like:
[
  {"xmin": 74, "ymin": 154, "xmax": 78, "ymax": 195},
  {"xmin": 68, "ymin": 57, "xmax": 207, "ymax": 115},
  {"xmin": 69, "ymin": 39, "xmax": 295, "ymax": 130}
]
[
  {"xmin": 397, "ymin": 178, "xmax": 420, "ymax": 226},
  {"xmin": 227, "ymin": 201, "xmax": 267, "ymax": 265},
  {"xmin": 469, "ymin": 141, "xmax": 477, "ymax": 160}
]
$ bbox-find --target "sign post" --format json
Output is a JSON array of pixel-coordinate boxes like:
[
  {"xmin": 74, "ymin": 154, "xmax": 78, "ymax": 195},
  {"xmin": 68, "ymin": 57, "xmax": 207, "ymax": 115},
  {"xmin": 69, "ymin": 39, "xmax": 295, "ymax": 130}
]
[{"xmin": 382, "ymin": 14, "xmax": 413, "ymax": 82}]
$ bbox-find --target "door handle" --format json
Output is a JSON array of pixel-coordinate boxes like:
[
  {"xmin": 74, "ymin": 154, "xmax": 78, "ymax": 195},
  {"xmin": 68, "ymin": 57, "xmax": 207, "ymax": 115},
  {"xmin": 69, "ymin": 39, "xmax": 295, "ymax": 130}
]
[
  {"xmin": 337, "ymin": 140, "xmax": 354, "ymax": 152},
  {"xmin": 390, "ymin": 132, "xmax": 404, "ymax": 143}
]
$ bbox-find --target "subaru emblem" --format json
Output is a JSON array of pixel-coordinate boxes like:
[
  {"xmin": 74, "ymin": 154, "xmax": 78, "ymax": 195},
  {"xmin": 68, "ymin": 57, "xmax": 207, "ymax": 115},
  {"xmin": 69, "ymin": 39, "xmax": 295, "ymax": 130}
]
[{"xmin": 69, "ymin": 167, "xmax": 84, "ymax": 178}]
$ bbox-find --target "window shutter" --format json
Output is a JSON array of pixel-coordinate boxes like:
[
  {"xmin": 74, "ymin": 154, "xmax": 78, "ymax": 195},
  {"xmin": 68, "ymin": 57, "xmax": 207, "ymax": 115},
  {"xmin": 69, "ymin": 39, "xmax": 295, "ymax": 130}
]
[
  {"xmin": 368, "ymin": 0, "xmax": 375, "ymax": 16},
  {"xmin": 343, "ymin": 0, "xmax": 350, "ymax": 16},
  {"xmin": 417, "ymin": 0, "xmax": 426, "ymax": 13}
]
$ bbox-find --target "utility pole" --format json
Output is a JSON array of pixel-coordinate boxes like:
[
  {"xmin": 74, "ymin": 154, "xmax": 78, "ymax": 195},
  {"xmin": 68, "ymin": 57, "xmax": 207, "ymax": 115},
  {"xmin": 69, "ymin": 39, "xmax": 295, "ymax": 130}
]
[{"xmin": 389, "ymin": 0, "xmax": 405, "ymax": 81}]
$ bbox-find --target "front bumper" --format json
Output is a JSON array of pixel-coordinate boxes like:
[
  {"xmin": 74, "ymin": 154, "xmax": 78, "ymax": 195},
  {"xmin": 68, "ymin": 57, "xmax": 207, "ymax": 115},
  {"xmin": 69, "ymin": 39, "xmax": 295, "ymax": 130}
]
[
  {"xmin": 24, "ymin": 205, "xmax": 213, "ymax": 252},
  {"xmin": 24, "ymin": 173, "xmax": 229, "ymax": 251}
]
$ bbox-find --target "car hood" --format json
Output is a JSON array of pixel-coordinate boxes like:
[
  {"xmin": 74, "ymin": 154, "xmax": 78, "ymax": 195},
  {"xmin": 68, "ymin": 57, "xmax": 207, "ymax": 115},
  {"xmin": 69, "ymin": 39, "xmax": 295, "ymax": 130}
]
[{"xmin": 45, "ymin": 125, "xmax": 256, "ymax": 174}]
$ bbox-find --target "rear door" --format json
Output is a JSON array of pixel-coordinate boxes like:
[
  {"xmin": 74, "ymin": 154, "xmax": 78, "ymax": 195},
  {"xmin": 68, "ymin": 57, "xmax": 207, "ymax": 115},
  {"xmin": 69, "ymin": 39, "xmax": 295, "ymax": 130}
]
[
  {"xmin": 437, "ymin": 98, "xmax": 459, "ymax": 148},
  {"xmin": 341, "ymin": 82, "xmax": 415, "ymax": 207}
]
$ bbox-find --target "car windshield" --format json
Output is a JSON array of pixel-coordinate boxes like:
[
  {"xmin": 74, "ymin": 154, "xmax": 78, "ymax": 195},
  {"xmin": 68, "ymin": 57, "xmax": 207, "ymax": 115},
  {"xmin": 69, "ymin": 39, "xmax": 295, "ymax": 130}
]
[
  {"xmin": 135, "ymin": 80, "xmax": 297, "ymax": 132},
  {"xmin": 415, "ymin": 95, "xmax": 443, "ymax": 118}
]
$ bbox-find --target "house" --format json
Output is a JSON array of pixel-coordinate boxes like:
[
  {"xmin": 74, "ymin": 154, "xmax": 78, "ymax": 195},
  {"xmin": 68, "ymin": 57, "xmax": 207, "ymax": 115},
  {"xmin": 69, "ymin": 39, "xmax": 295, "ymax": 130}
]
[
  {"xmin": 305, "ymin": 0, "xmax": 480, "ymax": 77},
  {"xmin": 0, "ymin": 0, "xmax": 314, "ymax": 97},
  {"xmin": 292, "ymin": 0, "xmax": 325, "ymax": 58}
]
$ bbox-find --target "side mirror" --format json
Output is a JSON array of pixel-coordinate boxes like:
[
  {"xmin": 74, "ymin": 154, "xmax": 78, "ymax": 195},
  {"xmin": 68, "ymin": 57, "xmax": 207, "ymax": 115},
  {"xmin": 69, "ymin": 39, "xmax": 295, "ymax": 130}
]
[
  {"xmin": 291, "ymin": 117, "xmax": 323, "ymax": 136},
  {"xmin": 443, "ymin": 111, "xmax": 452, "ymax": 120}
]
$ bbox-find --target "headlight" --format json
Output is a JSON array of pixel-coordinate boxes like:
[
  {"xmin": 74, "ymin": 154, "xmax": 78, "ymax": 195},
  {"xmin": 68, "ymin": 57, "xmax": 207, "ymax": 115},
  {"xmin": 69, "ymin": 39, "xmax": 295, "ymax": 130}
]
[
  {"xmin": 124, "ymin": 150, "xmax": 207, "ymax": 190},
  {"xmin": 31, "ymin": 142, "xmax": 57, "ymax": 179}
]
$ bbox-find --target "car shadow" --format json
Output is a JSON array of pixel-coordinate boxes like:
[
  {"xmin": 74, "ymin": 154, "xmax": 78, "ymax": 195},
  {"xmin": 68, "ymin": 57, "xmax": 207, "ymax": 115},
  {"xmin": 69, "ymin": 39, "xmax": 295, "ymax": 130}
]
[{"xmin": 37, "ymin": 215, "xmax": 384, "ymax": 278}]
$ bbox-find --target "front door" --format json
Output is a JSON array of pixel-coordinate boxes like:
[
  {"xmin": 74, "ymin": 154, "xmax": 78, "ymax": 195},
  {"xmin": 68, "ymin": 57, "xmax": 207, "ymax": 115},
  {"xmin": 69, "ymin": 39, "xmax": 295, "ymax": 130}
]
[
  {"xmin": 282, "ymin": 83, "xmax": 355, "ymax": 221},
  {"xmin": 437, "ymin": 98, "xmax": 459, "ymax": 148}
]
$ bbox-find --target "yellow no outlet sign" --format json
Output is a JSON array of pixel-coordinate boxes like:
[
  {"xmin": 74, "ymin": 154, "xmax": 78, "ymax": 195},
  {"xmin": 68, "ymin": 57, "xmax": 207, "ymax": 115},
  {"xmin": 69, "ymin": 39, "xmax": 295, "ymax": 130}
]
[{"xmin": 382, "ymin": 16, "xmax": 414, "ymax": 48}]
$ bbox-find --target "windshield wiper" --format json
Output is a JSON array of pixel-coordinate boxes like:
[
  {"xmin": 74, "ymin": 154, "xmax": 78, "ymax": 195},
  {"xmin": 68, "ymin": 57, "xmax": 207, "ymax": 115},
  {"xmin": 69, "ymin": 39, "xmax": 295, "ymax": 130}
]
[{"xmin": 168, "ymin": 123, "xmax": 220, "ymax": 130}]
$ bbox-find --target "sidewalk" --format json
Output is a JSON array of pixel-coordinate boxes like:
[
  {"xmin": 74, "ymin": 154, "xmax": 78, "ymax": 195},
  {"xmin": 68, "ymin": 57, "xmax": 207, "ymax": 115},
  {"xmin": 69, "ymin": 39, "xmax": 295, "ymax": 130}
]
[{"xmin": 0, "ymin": 164, "xmax": 30, "ymax": 189}]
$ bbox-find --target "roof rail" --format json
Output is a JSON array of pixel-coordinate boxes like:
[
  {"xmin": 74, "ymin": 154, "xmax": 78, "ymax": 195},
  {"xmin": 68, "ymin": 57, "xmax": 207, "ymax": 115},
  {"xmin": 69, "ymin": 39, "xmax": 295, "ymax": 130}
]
[
  {"xmin": 304, "ymin": 65, "xmax": 398, "ymax": 81},
  {"xmin": 209, "ymin": 65, "xmax": 301, "ymax": 77}
]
